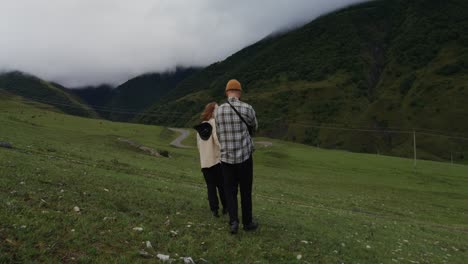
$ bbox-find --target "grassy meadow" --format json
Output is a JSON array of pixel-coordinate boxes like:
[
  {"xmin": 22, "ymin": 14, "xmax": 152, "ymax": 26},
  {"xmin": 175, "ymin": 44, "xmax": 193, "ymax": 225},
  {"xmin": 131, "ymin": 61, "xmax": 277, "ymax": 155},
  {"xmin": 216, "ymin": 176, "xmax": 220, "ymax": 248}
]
[{"xmin": 1, "ymin": 95, "xmax": 467, "ymax": 263}]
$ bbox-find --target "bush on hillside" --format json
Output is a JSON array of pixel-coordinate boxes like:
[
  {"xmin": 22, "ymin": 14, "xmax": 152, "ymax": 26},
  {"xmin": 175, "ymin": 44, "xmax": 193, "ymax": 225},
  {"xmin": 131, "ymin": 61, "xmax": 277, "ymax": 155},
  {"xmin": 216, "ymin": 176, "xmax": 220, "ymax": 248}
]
[{"xmin": 400, "ymin": 74, "xmax": 417, "ymax": 95}]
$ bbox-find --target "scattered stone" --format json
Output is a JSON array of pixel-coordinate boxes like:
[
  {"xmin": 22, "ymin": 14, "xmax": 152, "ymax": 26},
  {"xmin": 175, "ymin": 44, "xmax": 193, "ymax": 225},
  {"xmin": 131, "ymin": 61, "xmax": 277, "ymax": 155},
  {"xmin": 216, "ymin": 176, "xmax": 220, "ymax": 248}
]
[
  {"xmin": 186, "ymin": 225, "xmax": 192, "ymax": 228},
  {"xmin": 366, "ymin": 245, "xmax": 371, "ymax": 249},
  {"xmin": 139, "ymin": 250, "xmax": 153, "ymax": 258},
  {"xmin": 118, "ymin": 138, "xmax": 165, "ymax": 157},
  {"xmin": 300, "ymin": 240, "xmax": 309, "ymax": 244},
  {"xmin": 297, "ymin": 254, "xmax": 302, "ymax": 260},
  {"xmin": 0, "ymin": 141, "xmax": 13, "ymax": 149},
  {"xmin": 73, "ymin": 206, "xmax": 80, "ymax": 212},
  {"xmin": 71, "ymin": 229, "xmax": 75, "ymax": 232},
  {"xmin": 60, "ymin": 189, "xmax": 64, "ymax": 193},
  {"xmin": 133, "ymin": 227, "xmax": 143, "ymax": 232},
  {"xmin": 20, "ymin": 181, "xmax": 25, "ymax": 185},
  {"xmin": 146, "ymin": 241, "xmax": 153, "ymax": 249},
  {"xmin": 157, "ymin": 254, "xmax": 170, "ymax": 262},
  {"xmin": 103, "ymin": 188, "xmax": 110, "ymax": 192},
  {"xmin": 170, "ymin": 230, "xmax": 178, "ymax": 236},
  {"xmin": 341, "ymin": 243, "xmax": 346, "ymax": 247},
  {"xmin": 5, "ymin": 239, "xmax": 16, "ymax": 245},
  {"xmin": 20, "ymin": 225, "xmax": 27, "ymax": 229},
  {"xmin": 182, "ymin": 257, "xmax": 195, "ymax": 264},
  {"xmin": 103, "ymin": 217, "xmax": 116, "ymax": 222}
]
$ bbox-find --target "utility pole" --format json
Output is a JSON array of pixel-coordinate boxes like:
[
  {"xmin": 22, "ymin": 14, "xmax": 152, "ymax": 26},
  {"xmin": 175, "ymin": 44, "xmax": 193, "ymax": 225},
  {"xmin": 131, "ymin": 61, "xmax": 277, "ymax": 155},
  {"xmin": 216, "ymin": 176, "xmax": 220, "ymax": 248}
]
[{"xmin": 413, "ymin": 130, "xmax": 417, "ymax": 168}]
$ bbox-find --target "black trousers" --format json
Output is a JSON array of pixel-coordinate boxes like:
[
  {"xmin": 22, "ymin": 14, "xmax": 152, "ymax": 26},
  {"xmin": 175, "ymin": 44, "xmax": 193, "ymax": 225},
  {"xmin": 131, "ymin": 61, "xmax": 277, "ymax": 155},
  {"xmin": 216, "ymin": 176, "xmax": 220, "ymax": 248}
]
[
  {"xmin": 201, "ymin": 163, "xmax": 226, "ymax": 212},
  {"xmin": 222, "ymin": 156, "xmax": 253, "ymax": 225}
]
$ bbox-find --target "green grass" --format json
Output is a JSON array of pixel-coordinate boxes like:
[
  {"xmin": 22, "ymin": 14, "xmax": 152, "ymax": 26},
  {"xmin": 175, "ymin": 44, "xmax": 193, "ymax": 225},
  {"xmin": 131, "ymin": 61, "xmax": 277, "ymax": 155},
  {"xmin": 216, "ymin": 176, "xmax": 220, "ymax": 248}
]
[{"xmin": 1, "ymin": 96, "xmax": 467, "ymax": 263}]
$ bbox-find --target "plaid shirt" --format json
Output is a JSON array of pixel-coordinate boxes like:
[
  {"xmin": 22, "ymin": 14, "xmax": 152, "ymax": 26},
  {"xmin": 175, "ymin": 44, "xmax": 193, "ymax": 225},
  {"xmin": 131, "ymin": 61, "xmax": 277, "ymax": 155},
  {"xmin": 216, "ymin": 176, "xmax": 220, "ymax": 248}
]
[{"xmin": 215, "ymin": 97, "xmax": 258, "ymax": 164}]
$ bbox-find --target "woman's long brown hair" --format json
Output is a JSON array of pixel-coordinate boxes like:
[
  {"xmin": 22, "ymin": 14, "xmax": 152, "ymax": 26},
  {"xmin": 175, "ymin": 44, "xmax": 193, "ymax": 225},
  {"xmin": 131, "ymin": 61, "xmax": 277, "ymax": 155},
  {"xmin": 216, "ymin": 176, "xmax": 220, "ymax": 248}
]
[{"xmin": 201, "ymin": 102, "xmax": 217, "ymax": 121}]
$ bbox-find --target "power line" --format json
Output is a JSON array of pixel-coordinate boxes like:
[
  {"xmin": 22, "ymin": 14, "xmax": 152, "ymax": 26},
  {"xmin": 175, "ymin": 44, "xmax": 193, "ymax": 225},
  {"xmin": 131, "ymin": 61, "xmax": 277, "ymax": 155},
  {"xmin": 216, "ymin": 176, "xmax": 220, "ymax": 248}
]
[
  {"xmin": 16, "ymin": 96, "xmax": 195, "ymax": 118},
  {"xmin": 3, "ymin": 91, "xmax": 468, "ymax": 141},
  {"xmin": 11, "ymin": 94, "xmax": 194, "ymax": 116}
]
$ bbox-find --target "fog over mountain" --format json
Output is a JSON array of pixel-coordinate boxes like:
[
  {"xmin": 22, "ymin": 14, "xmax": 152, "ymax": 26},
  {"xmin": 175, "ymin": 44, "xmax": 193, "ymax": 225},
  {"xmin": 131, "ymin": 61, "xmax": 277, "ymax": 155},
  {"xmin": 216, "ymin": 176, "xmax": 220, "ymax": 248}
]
[{"xmin": 0, "ymin": 0, "xmax": 367, "ymax": 87}]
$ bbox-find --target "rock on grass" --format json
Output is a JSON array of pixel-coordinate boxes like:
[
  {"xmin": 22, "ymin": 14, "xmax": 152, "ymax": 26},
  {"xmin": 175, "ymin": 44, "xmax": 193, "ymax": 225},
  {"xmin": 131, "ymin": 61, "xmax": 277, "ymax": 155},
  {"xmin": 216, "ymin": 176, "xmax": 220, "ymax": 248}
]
[
  {"xmin": 182, "ymin": 257, "xmax": 195, "ymax": 264},
  {"xmin": 157, "ymin": 254, "xmax": 170, "ymax": 262},
  {"xmin": 146, "ymin": 241, "xmax": 153, "ymax": 249},
  {"xmin": 0, "ymin": 141, "xmax": 13, "ymax": 149},
  {"xmin": 139, "ymin": 250, "xmax": 153, "ymax": 258}
]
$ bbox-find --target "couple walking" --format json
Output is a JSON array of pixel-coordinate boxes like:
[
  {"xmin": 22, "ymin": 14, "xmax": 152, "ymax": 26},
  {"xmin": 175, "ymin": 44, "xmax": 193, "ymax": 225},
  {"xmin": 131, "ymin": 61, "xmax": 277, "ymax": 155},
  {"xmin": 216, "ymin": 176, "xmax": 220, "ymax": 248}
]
[{"xmin": 195, "ymin": 79, "xmax": 258, "ymax": 234}]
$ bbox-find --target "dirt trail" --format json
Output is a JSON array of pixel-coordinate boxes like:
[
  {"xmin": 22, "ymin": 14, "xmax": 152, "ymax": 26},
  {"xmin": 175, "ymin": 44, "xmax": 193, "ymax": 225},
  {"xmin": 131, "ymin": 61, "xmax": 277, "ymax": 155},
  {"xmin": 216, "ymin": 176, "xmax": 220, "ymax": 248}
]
[
  {"xmin": 254, "ymin": 141, "xmax": 273, "ymax": 147},
  {"xmin": 168, "ymin": 128, "xmax": 193, "ymax": 148}
]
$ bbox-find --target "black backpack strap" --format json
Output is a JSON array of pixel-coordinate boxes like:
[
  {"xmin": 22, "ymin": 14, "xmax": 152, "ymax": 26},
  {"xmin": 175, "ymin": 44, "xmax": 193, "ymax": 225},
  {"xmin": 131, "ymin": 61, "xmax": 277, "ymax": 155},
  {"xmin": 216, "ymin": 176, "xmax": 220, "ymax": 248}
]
[{"xmin": 227, "ymin": 100, "xmax": 251, "ymax": 132}]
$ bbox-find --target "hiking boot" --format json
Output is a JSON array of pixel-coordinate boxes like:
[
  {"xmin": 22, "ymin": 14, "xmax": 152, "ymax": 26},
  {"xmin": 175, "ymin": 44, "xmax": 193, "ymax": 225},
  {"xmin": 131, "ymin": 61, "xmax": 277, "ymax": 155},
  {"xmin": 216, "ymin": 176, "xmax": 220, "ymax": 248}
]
[
  {"xmin": 230, "ymin": 221, "xmax": 239, "ymax": 234},
  {"xmin": 243, "ymin": 222, "xmax": 258, "ymax": 231},
  {"xmin": 212, "ymin": 210, "xmax": 219, "ymax": 218}
]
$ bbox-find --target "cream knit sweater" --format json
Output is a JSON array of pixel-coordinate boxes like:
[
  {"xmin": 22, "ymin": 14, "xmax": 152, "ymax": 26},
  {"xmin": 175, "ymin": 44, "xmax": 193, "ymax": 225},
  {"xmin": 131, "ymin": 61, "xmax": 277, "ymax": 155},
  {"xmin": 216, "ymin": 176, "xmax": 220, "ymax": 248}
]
[{"xmin": 196, "ymin": 118, "xmax": 221, "ymax": 169}]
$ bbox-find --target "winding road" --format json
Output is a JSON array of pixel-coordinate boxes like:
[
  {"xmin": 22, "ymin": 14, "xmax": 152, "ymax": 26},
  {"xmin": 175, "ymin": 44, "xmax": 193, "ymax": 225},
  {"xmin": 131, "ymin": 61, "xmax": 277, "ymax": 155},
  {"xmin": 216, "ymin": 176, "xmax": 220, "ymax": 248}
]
[{"xmin": 168, "ymin": 128, "xmax": 193, "ymax": 148}]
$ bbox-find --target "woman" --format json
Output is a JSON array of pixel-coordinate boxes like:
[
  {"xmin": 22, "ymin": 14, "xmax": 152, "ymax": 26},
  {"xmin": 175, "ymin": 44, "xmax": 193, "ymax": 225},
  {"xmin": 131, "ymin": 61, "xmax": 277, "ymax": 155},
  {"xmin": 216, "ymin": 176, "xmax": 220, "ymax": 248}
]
[{"xmin": 194, "ymin": 102, "xmax": 227, "ymax": 217}]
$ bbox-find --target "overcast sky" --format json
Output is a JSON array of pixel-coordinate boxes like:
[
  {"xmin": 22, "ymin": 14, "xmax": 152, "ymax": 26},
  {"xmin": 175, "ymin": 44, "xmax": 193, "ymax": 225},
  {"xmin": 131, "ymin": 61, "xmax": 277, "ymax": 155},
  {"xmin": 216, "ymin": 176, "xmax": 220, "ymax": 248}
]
[{"xmin": 0, "ymin": 0, "xmax": 366, "ymax": 87}]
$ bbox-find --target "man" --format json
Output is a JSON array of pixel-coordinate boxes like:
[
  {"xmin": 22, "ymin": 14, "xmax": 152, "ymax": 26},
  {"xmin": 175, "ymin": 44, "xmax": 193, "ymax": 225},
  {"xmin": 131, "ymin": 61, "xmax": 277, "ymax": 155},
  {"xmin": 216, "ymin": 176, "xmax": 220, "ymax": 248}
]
[{"xmin": 215, "ymin": 79, "xmax": 258, "ymax": 234}]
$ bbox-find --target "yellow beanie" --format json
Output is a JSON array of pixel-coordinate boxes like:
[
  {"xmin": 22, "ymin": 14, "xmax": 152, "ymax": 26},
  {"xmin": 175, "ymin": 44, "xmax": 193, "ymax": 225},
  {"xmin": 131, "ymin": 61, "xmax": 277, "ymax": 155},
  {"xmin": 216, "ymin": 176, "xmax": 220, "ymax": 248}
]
[{"xmin": 225, "ymin": 79, "xmax": 242, "ymax": 92}]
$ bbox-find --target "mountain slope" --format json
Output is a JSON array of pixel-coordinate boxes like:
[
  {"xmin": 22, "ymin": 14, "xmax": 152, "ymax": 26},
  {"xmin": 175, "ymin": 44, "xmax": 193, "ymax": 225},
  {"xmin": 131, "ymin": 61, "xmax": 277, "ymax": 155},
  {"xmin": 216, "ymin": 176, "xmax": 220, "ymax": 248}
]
[
  {"xmin": 70, "ymin": 84, "xmax": 115, "ymax": 117},
  {"xmin": 0, "ymin": 71, "xmax": 96, "ymax": 117},
  {"xmin": 138, "ymin": 0, "xmax": 468, "ymax": 161},
  {"xmin": 71, "ymin": 67, "xmax": 200, "ymax": 121}
]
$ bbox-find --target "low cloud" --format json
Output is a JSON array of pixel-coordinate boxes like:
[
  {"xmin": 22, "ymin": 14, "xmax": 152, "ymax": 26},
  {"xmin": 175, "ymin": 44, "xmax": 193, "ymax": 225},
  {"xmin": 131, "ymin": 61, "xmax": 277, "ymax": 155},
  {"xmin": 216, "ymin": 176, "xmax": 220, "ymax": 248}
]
[{"xmin": 0, "ymin": 0, "xmax": 367, "ymax": 87}]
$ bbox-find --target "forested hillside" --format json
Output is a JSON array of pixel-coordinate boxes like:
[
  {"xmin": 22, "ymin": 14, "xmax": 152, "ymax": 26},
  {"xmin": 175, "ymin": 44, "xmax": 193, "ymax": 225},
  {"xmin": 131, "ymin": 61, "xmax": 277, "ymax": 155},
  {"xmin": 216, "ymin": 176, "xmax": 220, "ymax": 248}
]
[{"xmin": 138, "ymin": 0, "xmax": 468, "ymax": 161}]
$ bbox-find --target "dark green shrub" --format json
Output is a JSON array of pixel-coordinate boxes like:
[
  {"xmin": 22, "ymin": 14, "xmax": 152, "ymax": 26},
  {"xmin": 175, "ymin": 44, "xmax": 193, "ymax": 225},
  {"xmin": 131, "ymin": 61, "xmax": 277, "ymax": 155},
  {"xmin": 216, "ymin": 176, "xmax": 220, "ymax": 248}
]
[
  {"xmin": 159, "ymin": 150, "xmax": 170, "ymax": 158},
  {"xmin": 436, "ymin": 64, "xmax": 462, "ymax": 75},
  {"xmin": 400, "ymin": 74, "xmax": 417, "ymax": 95}
]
